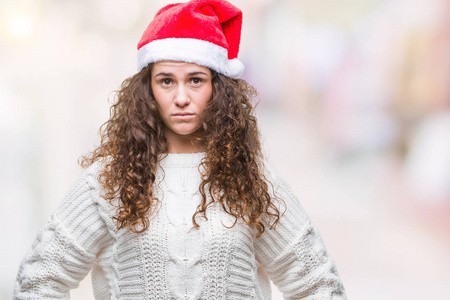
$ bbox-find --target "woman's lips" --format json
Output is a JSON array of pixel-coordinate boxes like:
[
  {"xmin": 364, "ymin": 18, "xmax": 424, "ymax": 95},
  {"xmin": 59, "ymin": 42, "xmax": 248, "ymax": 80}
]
[{"xmin": 172, "ymin": 112, "xmax": 195, "ymax": 119}]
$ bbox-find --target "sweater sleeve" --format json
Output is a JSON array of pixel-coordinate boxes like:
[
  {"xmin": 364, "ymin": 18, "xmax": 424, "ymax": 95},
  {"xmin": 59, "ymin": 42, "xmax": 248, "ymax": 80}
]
[
  {"xmin": 254, "ymin": 164, "xmax": 347, "ymax": 300},
  {"xmin": 14, "ymin": 162, "xmax": 114, "ymax": 299}
]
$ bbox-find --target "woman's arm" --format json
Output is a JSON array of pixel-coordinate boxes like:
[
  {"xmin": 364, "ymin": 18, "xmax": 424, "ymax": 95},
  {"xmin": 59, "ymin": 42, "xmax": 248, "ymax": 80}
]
[
  {"xmin": 14, "ymin": 162, "xmax": 113, "ymax": 299},
  {"xmin": 254, "ymin": 164, "xmax": 347, "ymax": 300}
]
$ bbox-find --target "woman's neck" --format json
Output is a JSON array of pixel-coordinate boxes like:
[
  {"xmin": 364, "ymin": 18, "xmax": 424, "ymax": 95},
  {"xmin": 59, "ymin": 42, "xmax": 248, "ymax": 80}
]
[{"xmin": 165, "ymin": 129, "xmax": 205, "ymax": 154}]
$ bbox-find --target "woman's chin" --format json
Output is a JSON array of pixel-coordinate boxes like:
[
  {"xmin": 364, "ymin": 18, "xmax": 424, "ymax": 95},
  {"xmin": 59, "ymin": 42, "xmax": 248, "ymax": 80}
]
[{"xmin": 166, "ymin": 126, "xmax": 202, "ymax": 138}]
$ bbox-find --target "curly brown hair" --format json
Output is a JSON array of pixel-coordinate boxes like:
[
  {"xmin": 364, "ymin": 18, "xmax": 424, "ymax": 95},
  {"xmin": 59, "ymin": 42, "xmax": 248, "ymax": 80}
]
[{"xmin": 80, "ymin": 64, "xmax": 282, "ymax": 237}]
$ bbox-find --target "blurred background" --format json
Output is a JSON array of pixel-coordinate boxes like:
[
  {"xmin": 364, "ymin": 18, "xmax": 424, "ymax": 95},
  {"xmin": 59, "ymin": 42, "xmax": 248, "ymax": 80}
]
[{"xmin": 2, "ymin": 0, "xmax": 450, "ymax": 299}]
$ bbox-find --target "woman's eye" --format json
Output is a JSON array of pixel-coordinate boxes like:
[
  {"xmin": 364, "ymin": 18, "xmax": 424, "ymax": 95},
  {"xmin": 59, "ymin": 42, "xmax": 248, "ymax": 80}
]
[
  {"xmin": 161, "ymin": 79, "xmax": 172, "ymax": 86},
  {"xmin": 191, "ymin": 78, "xmax": 202, "ymax": 85}
]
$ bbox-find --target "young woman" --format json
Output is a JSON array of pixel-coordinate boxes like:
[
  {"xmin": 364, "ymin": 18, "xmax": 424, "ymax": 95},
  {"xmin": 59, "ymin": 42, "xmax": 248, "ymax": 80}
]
[{"xmin": 14, "ymin": 0, "xmax": 347, "ymax": 299}]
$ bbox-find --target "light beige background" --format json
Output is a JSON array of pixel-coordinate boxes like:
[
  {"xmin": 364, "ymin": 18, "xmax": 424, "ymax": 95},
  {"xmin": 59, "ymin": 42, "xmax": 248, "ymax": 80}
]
[{"xmin": 2, "ymin": 0, "xmax": 450, "ymax": 299}]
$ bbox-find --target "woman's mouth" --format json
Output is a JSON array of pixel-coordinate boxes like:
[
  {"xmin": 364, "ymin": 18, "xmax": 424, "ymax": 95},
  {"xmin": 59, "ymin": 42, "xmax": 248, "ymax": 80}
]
[{"xmin": 172, "ymin": 112, "xmax": 195, "ymax": 119}]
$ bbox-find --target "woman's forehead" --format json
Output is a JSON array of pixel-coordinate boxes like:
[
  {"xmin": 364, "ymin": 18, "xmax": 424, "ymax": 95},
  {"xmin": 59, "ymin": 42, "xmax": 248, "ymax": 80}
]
[{"xmin": 152, "ymin": 61, "xmax": 211, "ymax": 75}]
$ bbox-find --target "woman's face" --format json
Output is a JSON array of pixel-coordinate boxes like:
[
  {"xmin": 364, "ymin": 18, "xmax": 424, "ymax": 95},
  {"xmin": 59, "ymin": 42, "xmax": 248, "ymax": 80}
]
[{"xmin": 151, "ymin": 61, "xmax": 212, "ymax": 148}]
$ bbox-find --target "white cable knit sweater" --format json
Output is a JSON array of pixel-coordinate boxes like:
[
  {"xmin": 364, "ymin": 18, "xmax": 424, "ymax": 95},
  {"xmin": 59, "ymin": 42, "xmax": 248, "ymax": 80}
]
[{"xmin": 14, "ymin": 153, "xmax": 346, "ymax": 299}]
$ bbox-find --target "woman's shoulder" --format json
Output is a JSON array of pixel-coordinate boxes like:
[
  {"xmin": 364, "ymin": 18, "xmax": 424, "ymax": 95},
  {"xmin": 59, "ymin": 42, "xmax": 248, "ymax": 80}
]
[
  {"xmin": 77, "ymin": 158, "xmax": 112, "ymax": 193},
  {"xmin": 55, "ymin": 161, "xmax": 115, "ymax": 236},
  {"xmin": 81, "ymin": 159, "xmax": 118, "ymax": 212},
  {"xmin": 82, "ymin": 159, "xmax": 105, "ymax": 186},
  {"xmin": 59, "ymin": 159, "xmax": 116, "ymax": 224},
  {"xmin": 261, "ymin": 160, "xmax": 287, "ymax": 188},
  {"xmin": 59, "ymin": 160, "xmax": 103, "ymax": 209},
  {"xmin": 260, "ymin": 160, "xmax": 305, "ymax": 215}
]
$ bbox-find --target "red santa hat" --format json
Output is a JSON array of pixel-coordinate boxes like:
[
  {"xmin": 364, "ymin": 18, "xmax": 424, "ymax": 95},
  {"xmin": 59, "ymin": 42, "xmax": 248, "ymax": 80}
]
[{"xmin": 137, "ymin": 0, "xmax": 244, "ymax": 78}]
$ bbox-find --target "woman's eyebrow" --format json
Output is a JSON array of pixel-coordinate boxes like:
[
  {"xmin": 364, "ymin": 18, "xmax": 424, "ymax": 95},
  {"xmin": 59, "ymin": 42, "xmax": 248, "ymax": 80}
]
[
  {"xmin": 154, "ymin": 72, "xmax": 173, "ymax": 77},
  {"xmin": 154, "ymin": 71, "xmax": 208, "ymax": 77},
  {"xmin": 188, "ymin": 71, "xmax": 208, "ymax": 76}
]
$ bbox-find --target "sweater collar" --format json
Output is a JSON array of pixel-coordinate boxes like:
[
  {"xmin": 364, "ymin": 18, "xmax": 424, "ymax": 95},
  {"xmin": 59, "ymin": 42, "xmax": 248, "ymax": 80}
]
[{"xmin": 158, "ymin": 152, "xmax": 206, "ymax": 167}]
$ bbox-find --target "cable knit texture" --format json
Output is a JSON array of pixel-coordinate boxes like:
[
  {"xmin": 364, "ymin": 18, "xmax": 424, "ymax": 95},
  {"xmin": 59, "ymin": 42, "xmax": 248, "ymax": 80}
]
[{"xmin": 14, "ymin": 153, "xmax": 346, "ymax": 299}]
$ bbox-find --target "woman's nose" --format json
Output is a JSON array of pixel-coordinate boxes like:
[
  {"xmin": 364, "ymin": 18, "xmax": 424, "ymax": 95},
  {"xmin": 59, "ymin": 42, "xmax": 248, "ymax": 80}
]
[{"xmin": 174, "ymin": 86, "xmax": 190, "ymax": 106}]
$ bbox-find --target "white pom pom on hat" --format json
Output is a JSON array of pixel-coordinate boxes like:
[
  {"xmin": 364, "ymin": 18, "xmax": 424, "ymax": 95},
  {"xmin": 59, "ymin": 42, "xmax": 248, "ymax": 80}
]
[{"xmin": 137, "ymin": 0, "xmax": 244, "ymax": 78}]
